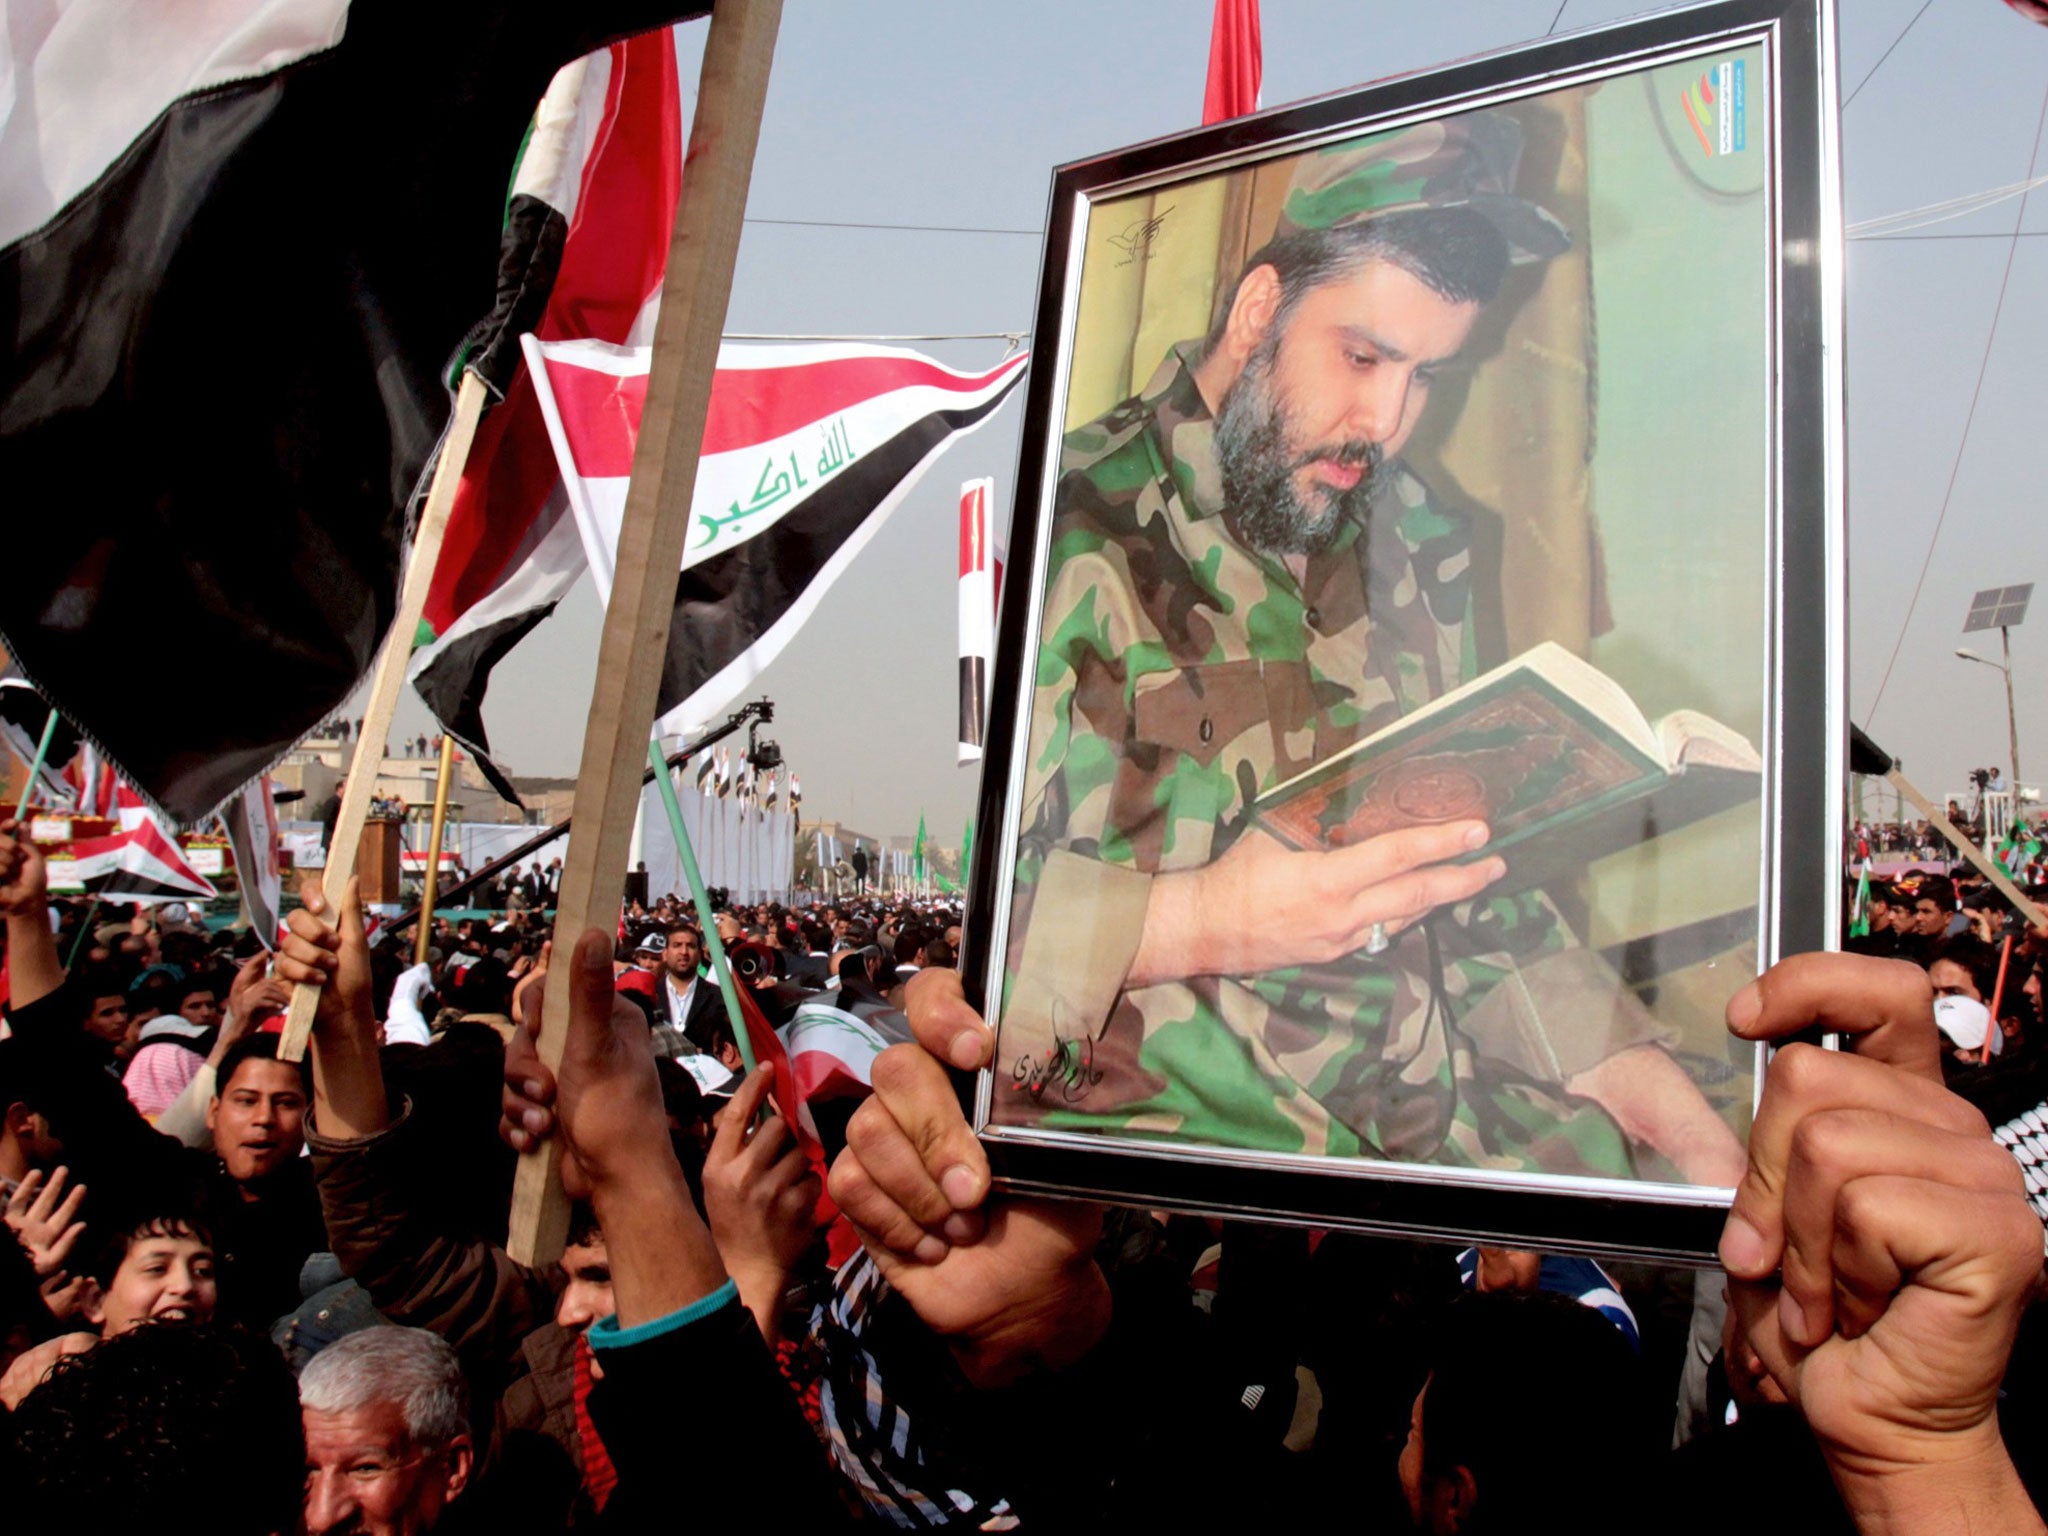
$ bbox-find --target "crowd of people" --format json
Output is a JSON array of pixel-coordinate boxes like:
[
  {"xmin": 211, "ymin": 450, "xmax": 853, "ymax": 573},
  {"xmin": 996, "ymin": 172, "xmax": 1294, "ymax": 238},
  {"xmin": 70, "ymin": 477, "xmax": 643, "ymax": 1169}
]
[
  {"xmin": 1, "ymin": 811, "xmax": 2046, "ymax": 1532},
  {"xmin": 1844, "ymin": 866, "xmax": 2048, "ymax": 1137}
]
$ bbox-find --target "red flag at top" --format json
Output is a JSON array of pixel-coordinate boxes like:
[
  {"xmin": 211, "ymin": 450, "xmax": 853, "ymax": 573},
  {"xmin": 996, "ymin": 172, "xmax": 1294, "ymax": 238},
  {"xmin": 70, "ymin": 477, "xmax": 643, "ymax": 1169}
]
[{"xmin": 1203, "ymin": 0, "xmax": 1263, "ymax": 124}]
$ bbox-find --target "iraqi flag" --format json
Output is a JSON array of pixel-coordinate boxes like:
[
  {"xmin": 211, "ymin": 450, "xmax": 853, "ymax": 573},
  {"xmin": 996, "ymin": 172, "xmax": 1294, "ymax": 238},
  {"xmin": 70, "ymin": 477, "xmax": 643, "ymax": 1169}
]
[
  {"xmin": 409, "ymin": 26, "xmax": 689, "ymax": 804},
  {"xmin": 44, "ymin": 821, "xmax": 218, "ymax": 906},
  {"xmin": 777, "ymin": 1002, "xmax": 892, "ymax": 1132},
  {"xmin": 0, "ymin": 0, "xmax": 707, "ymax": 826},
  {"xmin": 524, "ymin": 336, "xmax": 1029, "ymax": 734}
]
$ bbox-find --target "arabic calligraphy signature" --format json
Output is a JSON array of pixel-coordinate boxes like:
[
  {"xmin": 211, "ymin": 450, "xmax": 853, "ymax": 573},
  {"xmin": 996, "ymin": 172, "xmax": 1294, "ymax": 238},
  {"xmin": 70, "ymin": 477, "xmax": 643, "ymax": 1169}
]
[
  {"xmin": 691, "ymin": 416, "xmax": 859, "ymax": 550},
  {"xmin": 1106, "ymin": 204, "xmax": 1173, "ymax": 267}
]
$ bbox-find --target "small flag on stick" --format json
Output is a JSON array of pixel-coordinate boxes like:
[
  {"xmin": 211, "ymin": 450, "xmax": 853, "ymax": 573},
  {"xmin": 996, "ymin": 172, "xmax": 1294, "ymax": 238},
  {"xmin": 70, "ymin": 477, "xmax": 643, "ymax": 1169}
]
[{"xmin": 1848, "ymin": 861, "xmax": 1871, "ymax": 939}]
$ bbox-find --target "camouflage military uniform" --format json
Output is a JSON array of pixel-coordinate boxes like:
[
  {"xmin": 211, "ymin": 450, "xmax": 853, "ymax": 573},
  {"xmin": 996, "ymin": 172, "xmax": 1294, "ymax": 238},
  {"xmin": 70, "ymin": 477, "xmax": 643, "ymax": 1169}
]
[{"xmin": 999, "ymin": 344, "xmax": 1669, "ymax": 1175}]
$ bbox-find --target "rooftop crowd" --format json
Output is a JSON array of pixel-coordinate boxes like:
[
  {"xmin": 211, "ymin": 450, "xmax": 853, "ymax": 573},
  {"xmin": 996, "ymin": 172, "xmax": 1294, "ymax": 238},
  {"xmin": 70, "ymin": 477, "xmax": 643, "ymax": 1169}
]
[{"xmin": 1, "ymin": 814, "xmax": 2046, "ymax": 1534}]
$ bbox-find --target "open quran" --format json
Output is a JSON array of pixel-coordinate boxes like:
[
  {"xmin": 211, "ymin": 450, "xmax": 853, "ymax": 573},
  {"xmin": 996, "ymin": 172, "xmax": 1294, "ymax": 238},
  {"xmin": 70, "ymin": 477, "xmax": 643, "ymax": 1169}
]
[{"xmin": 1252, "ymin": 642, "xmax": 1762, "ymax": 892}]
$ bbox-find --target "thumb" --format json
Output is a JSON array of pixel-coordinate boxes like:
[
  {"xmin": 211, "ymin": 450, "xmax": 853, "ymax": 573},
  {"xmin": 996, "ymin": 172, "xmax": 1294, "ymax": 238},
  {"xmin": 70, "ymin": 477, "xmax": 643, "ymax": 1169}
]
[
  {"xmin": 296, "ymin": 870, "xmax": 327, "ymax": 919},
  {"xmin": 567, "ymin": 927, "xmax": 617, "ymax": 1049},
  {"xmin": 235, "ymin": 952, "xmax": 269, "ymax": 988},
  {"xmin": 335, "ymin": 877, "xmax": 366, "ymax": 950}
]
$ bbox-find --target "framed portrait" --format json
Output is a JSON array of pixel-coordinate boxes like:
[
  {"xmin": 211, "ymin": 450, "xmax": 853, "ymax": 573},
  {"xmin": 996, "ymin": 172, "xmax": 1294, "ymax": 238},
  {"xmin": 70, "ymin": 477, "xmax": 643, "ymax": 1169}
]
[{"xmin": 961, "ymin": 0, "xmax": 1845, "ymax": 1262}]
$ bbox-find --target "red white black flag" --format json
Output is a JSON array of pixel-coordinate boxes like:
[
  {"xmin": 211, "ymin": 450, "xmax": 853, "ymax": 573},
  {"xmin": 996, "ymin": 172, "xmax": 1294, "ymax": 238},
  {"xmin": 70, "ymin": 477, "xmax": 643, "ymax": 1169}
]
[
  {"xmin": 409, "ymin": 26, "xmax": 689, "ymax": 804},
  {"xmin": 957, "ymin": 478, "xmax": 1006, "ymax": 766},
  {"xmin": 524, "ymin": 337, "xmax": 1028, "ymax": 735},
  {"xmin": 44, "ymin": 821, "xmax": 217, "ymax": 907}
]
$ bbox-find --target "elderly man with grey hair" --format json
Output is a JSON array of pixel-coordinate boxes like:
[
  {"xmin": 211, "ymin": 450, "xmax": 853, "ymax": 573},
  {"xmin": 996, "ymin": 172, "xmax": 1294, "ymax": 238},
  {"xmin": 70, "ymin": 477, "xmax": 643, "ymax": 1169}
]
[{"xmin": 300, "ymin": 1325, "xmax": 475, "ymax": 1536}]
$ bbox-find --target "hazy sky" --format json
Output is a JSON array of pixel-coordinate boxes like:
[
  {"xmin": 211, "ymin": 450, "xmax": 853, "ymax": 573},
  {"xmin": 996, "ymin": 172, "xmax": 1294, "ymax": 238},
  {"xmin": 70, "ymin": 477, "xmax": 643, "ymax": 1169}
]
[{"xmin": 371, "ymin": 0, "xmax": 2048, "ymax": 840}]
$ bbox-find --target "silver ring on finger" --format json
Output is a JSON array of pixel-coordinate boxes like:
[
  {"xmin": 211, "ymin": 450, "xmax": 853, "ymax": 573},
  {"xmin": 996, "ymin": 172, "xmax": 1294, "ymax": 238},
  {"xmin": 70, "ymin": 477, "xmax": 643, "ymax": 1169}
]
[{"xmin": 1364, "ymin": 921, "xmax": 1390, "ymax": 957}]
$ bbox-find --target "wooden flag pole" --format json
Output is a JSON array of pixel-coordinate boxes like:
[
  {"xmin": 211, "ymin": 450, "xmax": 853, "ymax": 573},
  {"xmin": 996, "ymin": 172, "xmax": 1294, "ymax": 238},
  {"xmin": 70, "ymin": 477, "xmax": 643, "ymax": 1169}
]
[
  {"xmin": 508, "ymin": 0, "xmax": 784, "ymax": 1268},
  {"xmin": 278, "ymin": 369, "xmax": 489, "ymax": 1061},
  {"xmin": 415, "ymin": 736, "xmax": 459, "ymax": 965}
]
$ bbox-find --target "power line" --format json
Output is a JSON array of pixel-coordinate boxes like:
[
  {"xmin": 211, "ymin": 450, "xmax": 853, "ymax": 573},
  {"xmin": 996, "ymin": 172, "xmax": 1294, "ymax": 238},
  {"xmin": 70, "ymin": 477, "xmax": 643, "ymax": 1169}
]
[
  {"xmin": 1547, "ymin": 1, "xmax": 1570, "ymax": 36},
  {"xmin": 1850, "ymin": 172, "xmax": 2048, "ymax": 236},
  {"xmin": 1866, "ymin": 73, "xmax": 2048, "ymax": 725},
  {"xmin": 745, "ymin": 215, "xmax": 1041, "ymax": 237},
  {"xmin": 1855, "ymin": 229, "xmax": 2048, "ymax": 241},
  {"xmin": 1844, "ymin": 0, "xmax": 1936, "ymax": 108}
]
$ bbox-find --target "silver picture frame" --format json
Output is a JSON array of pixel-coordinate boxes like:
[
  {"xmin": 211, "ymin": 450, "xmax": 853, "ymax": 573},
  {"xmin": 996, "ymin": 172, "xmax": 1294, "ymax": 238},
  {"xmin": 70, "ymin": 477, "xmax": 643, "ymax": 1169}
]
[{"xmin": 962, "ymin": 0, "xmax": 1844, "ymax": 1263}]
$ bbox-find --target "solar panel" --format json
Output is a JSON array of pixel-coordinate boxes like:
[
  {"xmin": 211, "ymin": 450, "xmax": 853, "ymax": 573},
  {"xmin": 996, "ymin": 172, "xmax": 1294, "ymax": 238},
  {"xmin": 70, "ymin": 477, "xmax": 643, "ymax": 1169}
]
[{"xmin": 1964, "ymin": 584, "xmax": 2033, "ymax": 633}]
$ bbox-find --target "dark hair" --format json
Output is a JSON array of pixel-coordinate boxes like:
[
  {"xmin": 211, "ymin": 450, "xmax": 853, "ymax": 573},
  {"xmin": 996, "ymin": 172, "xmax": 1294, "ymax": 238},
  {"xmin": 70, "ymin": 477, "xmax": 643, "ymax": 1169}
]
[
  {"xmin": 87, "ymin": 1208, "xmax": 217, "ymax": 1290},
  {"xmin": 1207, "ymin": 206, "xmax": 1510, "ymax": 358},
  {"xmin": 129, "ymin": 969, "xmax": 179, "ymax": 1016},
  {"xmin": 1421, "ymin": 1291, "xmax": 1644, "ymax": 1532},
  {"xmin": 836, "ymin": 946, "xmax": 891, "ymax": 1012},
  {"xmin": 175, "ymin": 973, "xmax": 225, "ymax": 1011},
  {"xmin": 1915, "ymin": 875, "xmax": 1958, "ymax": 913},
  {"xmin": 0, "ymin": 1323, "xmax": 304, "ymax": 1531},
  {"xmin": 73, "ymin": 965, "xmax": 129, "ymax": 1006},
  {"xmin": 216, "ymin": 1033, "xmax": 311, "ymax": 1099},
  {"xmin": 1932, "ymin": 936, "xmax": 2004, "ymax": 1001},
  {"xmin": 451, "ymin": 955, "xmax": 512, "ymax": 1017}
]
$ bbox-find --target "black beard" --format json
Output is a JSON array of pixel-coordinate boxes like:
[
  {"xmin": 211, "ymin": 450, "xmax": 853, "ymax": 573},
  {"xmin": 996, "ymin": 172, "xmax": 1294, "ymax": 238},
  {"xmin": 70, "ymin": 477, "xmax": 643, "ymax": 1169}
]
[{"xmin": 1215, "ymin": 350, "xmax": 1381, "ymax": 559}]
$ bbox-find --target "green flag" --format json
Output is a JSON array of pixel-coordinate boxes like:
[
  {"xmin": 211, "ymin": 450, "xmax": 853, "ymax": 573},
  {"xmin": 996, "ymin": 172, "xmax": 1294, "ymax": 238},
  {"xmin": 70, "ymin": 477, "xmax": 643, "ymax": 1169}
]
[
  {"xmin": 1998, "ymin": 816, "xmax": 2043, "ymax": 879},
  {"xmin": 1848, "ymin": 861, "xmax": 1871, "ymax": 939},
  {"xmin": 913, "ymin": 813, "xmax": 928, "ymax": 882}
]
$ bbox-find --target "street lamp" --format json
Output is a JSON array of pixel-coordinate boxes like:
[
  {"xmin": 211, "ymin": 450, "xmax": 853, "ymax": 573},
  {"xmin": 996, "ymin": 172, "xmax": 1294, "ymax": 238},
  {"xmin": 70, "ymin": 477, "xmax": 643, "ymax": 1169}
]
[{"xmin": 1958, "ymin": 582, "xmax": 2033, "ymax": 808}]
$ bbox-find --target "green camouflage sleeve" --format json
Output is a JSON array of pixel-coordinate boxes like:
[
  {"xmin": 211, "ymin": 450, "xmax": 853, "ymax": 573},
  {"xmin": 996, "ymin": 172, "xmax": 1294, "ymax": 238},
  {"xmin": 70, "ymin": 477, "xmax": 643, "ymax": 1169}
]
[{"xmin": 1003, "ymin": 481, "xmax": 1157, "ymax": 1068}]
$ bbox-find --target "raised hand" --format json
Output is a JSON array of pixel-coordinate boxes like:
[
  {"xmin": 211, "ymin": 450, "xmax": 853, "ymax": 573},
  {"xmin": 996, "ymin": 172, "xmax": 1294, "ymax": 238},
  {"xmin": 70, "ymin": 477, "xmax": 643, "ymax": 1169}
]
[
  {"xmin": 0, "ymin": 818, "xmax": 47, "ymax": 918},
  {"xmin": 276, "ymin": 875, "xmax": 386, "ymax": 1139},
  {"xmin": 828, "ymin": 967, "xmax": 1110, "ymax": 1388},
  {"xmin": 1721, "ymin": 951, "xmax": 2047, "ymax": 1532},
  {"xmin": 276, "ymin": 874, "xmax": 374, "ymax": 1044},
  {"xmin": 505, "ymin": 930, "xmax": 723, "ymax": 1325},
  {"xmin": 220, "ymin": 952, "xmax": 289, "ymax": 1048},
  {"xmin": 3, "ymin": 1166, "xmax": 87, "ymax": 1278},
  {"xmin": 703, "ymin": 1062, "xmax": 821, "ymax": 1341}
]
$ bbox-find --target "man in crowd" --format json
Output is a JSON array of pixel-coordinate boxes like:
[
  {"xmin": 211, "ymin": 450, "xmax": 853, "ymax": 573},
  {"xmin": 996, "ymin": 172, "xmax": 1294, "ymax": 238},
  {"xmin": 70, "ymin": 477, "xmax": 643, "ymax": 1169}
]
[
  {"xmin": 1005, "ymin": 114, "xmax": 1742, "ymax": 1186},
  {"xmin": 121, "ymin": 974, "xmax": 221, "ymax": 1117},
  {"xmin": 278, "ymin": 878, "xmax": 820, "ymax": 1529},
  {"xmin": 649, "ymin": 922, "xmax": 722, "ymax": 1058},
  {"xmin": 73, "ymin": 972, "xmax": 133, "ymax": 1061},
  {"xmin": 300, "ymin": 1326, "xmax": 476, "ymax": 1536}
]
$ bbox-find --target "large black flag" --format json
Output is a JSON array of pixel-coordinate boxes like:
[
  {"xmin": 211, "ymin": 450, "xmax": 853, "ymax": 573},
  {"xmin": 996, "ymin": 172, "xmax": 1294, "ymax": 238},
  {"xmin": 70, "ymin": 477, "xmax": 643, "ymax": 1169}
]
[{"xmin": 0, "ymin": 0, "xmax": 709, "ymax": 825}]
